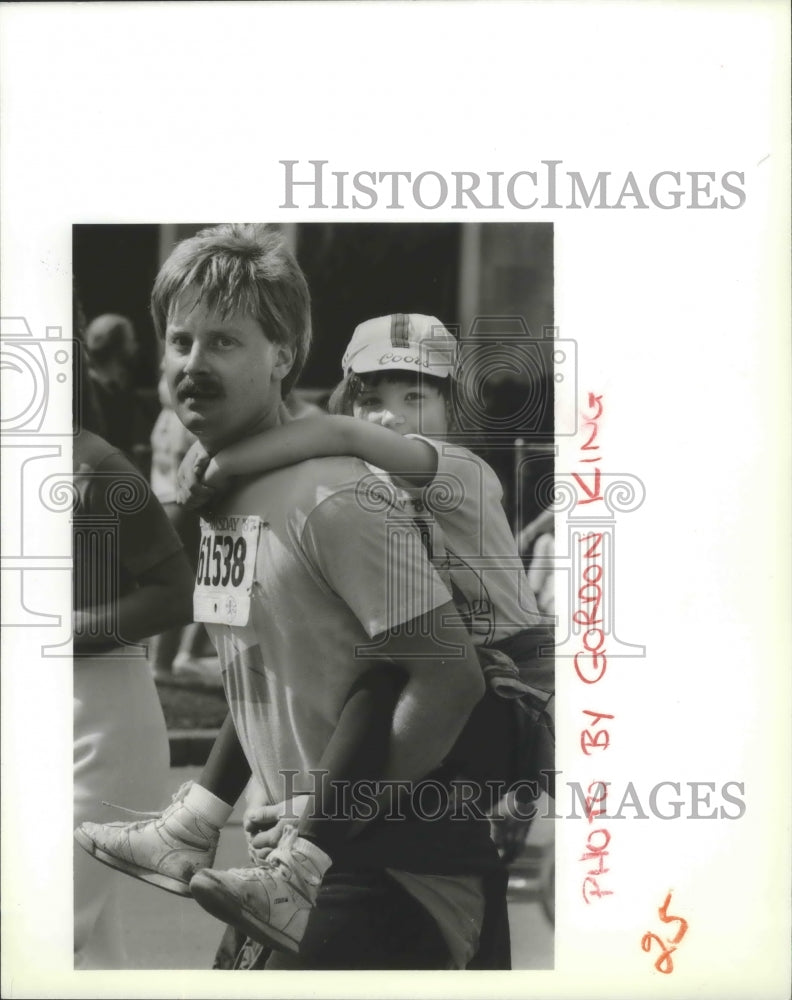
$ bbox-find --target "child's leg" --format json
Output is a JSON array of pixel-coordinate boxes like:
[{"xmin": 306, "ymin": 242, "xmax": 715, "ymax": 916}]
[
  {"xmin": 298, "ymin": 665, "xmax": 404, "ymax": 851},
  {"xmin": 192, "ymin": 711, "xmax": 252, "ymax": 814},
  {"xmin": 74, "ymin": 713, "xmax": 250, "ymax": 895},
  {"xmin": 190, "ymin": 666, "xmax": 405, "ymax": 955}
]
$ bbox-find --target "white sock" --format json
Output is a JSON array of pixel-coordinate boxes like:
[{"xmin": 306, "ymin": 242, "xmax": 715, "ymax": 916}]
[
  {"xmin": 292, "ymin": 835, "xmax": 333, "ymax": 875},
  {"xmin": 184, "ymin": 783, "xmax": 234, "ymax": 829}
]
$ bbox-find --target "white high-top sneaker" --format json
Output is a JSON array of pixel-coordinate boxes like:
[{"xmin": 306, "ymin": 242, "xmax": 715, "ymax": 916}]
[
  {"xmin": 190, "ymin": 825, "xmax": 332, "ymax": 953},
  {"xmin": 74, "ymin": 782, "xmax": 220, "ymax": 896}
]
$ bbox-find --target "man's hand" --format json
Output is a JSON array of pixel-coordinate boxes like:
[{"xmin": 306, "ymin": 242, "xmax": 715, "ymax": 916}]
[
  {"xmin": 243, "ymin": 795, "xmax": 311, "ymax": 863},
  {"xmin": 176, "ymin": 440, "xmax": 221, "ymax": 509}
]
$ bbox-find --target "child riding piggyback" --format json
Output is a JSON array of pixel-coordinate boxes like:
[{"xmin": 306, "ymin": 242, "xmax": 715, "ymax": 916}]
[{"xmin": 180, "ymin": 313, "xmax": 555, "ymax": 797}]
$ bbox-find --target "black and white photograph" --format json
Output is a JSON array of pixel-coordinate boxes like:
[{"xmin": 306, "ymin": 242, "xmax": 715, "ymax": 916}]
[
  {"xmin": 69, "ymin": 221, "xmax": 557, "ymax": 971},
  {"xmin": 1, "ymin": 2, "xmax": 789, "ymax": 998}
]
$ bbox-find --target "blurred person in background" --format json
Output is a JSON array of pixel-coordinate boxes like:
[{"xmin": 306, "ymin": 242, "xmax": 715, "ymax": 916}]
[
  {"xmin": 72, "ymin": 329, "xmax": 194, "ymax": 968},
  {"xmin": 518, "ymin": 508, "xmax": 555, "ymax": 617},
  {"xmin": 84, "ymin": 313, "xmax": 153, "ymax": 474}
]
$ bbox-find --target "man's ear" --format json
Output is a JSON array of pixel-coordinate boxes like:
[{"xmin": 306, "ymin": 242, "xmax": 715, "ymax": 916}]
[{"xmin": 272, "ymin": 342, "xmax": 295, "ymax": 382}]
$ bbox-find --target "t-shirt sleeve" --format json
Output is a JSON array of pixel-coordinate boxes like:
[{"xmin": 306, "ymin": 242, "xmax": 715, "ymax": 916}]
[
  {"xmin": 406, "ymin": 435, "xmax": 502, "ymax": 511},
  {"xmin": 299, "ymin": 487, "xmax": 453, "ymax": 639},
  {"xmin": 92, "ymin": 449, "xmax": 184, "ymax": 578}
]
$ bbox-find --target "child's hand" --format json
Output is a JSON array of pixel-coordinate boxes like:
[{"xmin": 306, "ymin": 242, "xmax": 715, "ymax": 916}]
[
  {"xmin": 176, "ymin": 440, "xmax": 218, "ymax": 509},
  {"xmin": 200, "ymin": 455, "xmax": 230, "ymax": 493},
  {"xmin": 243, "ymin": 795, "xmax": 310, "ymax": 863}
]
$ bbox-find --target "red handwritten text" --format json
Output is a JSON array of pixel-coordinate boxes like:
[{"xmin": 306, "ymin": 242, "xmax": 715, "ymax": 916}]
[
  {"xmin": 572, "ymin": 393, "xmax": 614, "ymax": 904},
  {"xmin": 641, "ymin": 892, "xmax": 689, "ymax": 974},
  {"xmin": 573, "ymin": 532, "xmax": 607, "ymax": 683}
]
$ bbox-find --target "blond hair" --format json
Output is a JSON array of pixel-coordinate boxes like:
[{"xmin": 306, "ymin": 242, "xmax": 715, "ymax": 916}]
[{"xmin": 151, "ymin": 224, "xmax": 312, "ymax": 397}]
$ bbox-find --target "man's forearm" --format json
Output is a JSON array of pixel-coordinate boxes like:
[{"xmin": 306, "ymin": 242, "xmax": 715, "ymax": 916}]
[{"xmin": 74, "ymin": 583, "xmax": 193, "ymax": 653}]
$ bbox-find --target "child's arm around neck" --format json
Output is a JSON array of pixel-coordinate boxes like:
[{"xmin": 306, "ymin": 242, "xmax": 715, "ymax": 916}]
[{"xmin": 204, "ymin": 414, "xmax": 439, "ymax": 490}]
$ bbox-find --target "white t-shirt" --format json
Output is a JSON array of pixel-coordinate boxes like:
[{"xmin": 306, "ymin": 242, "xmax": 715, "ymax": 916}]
[
  {"xmin": 403, "ymin": 436, "xmax": 545, "ymax": 645},
  {"xmin": 201, "ymin": 456, "xmax": 487, "ymax": 965},
  {"xmin": 201, "ymin": 455, "xmax": 453, "ymax": 803},
  {"xmin": 199, "ymin": 454, "xmax": 507, "ymax": 967}
]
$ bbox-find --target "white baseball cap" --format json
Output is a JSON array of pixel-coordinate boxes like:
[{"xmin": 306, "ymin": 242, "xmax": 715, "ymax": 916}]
[{"xmin": 342, "ymin": 314, "xmax": 457, "ymax": 379}]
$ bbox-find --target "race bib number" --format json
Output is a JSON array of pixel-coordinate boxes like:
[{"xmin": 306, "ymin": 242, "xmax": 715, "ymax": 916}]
[{"xmin": 193, "ymin": 514, "xmax": 263, "ymax": 626}]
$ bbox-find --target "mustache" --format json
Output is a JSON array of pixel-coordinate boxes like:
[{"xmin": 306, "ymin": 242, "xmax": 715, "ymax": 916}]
[{"xmin": 176, "ymin": 376, "xmax": 223, "ymax": 400}]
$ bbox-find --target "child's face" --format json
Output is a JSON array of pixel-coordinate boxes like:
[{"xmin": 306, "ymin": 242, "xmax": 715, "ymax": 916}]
[{"xmin": 353, "ymin": 377, "xmax": 448, "ymax": 437}]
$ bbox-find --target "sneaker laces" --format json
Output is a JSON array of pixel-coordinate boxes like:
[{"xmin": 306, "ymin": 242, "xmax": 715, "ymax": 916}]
[
  {"xmin": 99, "ymin": 780, "xmax": 194, "ymax": 823},
  {"xmin": 230, "ymin": 825, "xmax": 322, "ymax": 890},
  {"xmin": 270, "ymin": 824, "xmax": 299, "ymax": 860}
]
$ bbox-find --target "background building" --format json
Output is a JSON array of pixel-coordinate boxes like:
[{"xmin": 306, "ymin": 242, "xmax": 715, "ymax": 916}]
[{"xmin": 73, "ymin": 222, "xmax": 554, "ymax": 531}]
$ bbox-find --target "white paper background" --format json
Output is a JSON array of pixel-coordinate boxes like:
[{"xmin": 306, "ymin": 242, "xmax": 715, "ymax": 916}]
[{"xmin": 1, "ymin": 2, "xmax": 790, "ymax": 997}]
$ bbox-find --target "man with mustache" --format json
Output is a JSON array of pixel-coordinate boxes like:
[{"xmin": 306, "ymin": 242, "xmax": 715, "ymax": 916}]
[{"xmin": 79, "ymin": 224, "xmax": 507, "ymax": 970}]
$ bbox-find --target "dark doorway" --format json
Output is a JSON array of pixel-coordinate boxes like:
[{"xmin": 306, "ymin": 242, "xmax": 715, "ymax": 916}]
[
  {"xmin": 295, "ymin": 224, "xmax": 461, "ymax": 389},
  {"xmin": 73, "ymin": 225, "xmax": 161, "ymax": 388}
]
